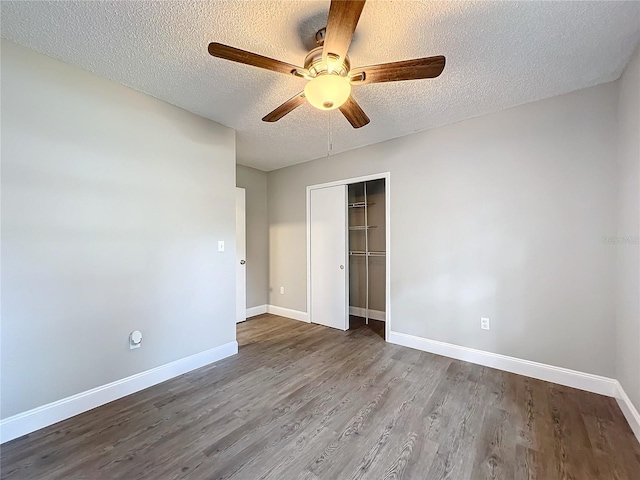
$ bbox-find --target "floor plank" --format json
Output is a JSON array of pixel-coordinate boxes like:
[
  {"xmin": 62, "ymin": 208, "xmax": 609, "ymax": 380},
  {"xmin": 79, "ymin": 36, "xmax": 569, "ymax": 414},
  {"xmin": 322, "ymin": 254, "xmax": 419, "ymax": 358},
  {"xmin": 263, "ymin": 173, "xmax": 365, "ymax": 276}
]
[{"xmin": 2, "ymin": 314, "xmax": 639, "ymax": 480}]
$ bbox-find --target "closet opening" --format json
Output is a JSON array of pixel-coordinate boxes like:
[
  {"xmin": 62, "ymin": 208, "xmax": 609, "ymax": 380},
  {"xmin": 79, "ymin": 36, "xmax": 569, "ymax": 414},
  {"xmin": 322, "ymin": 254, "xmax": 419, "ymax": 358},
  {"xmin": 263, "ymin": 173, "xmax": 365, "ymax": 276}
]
[
  {"xmin": 347, "ymin": 179, "xmax": 386, "ymax": 339},
  {"xmin": 307, "ymin": 173, "xmax": 390, "ymax": 341}
]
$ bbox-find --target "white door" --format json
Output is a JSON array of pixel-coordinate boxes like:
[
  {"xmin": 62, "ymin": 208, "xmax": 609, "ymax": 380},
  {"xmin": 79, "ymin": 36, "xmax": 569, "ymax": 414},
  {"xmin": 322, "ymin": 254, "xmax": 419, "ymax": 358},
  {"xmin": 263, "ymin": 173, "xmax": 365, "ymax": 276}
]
[
  {"xmin": 310, "ymin": 185, "xmax": 348, "ymax": 330},
  {"xmin": 236, "ymin": 187, "xmax": 246, "ymax": 323}
]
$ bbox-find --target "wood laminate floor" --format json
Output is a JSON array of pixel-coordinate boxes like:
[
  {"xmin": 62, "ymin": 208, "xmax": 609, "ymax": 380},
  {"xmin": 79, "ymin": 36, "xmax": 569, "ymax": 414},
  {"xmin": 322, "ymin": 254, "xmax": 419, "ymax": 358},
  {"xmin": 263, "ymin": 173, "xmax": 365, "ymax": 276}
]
[{"xmin": 2, "ymin": 314, "xmax": 639, "ymax": 479}]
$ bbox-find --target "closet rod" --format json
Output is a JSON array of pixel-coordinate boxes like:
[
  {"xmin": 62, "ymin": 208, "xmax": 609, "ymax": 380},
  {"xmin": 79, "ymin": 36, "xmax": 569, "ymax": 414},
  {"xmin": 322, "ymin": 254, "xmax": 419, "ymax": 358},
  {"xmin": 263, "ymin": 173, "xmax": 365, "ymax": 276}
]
[
  {"xmin": 349, "ymin": 251, "xmax": 385, "ymax": 257},
  {"xmin": 348, "ymin": 202, "xmax": 375, "ymax": 208}
]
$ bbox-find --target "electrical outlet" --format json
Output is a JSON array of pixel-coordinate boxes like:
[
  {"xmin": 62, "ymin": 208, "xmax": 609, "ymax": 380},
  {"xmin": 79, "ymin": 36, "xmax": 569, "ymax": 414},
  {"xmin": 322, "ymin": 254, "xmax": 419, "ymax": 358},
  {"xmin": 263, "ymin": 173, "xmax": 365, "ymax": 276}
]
[
  {"xmin": 280, "ymin": 287, "xmax": 285, "ymax": 295},
  {"xmin": 218, "ymin": 241, "xmax": 225, "ymax": 252},
  {"xmin": 129, "ymin": 330, "xmax": 143, "ymax": 350},
  {"xmin": 481, "ymin": 317, "xmax": 490, "ymax": 330}
]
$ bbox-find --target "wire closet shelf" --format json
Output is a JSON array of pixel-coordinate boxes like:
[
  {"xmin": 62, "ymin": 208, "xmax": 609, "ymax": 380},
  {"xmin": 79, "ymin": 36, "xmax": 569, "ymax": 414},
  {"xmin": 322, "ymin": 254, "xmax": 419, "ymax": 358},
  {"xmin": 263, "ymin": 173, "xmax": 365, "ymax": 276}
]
[{"xmin": 348, "ymin": 182, "xmax": 385, "ymax": 324}]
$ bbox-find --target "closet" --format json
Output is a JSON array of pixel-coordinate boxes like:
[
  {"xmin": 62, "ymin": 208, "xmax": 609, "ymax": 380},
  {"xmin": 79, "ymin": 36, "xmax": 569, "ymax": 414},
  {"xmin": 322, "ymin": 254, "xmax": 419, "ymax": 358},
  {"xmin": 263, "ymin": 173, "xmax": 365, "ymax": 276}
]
[
  {"xmin": 308, "ymin": 176, "xmax": 387, "ymax": 337},
  {"xmin": 348, "ymin": 179, "xmax": 386, "ymax": 337}
]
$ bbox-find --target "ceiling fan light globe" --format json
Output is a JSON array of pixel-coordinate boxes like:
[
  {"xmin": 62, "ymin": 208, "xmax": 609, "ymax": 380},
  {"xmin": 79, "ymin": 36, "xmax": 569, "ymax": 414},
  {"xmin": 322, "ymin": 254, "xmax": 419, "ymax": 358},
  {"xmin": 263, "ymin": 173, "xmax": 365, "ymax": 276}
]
[{"xmin": 304, "ymin": 74, "xmax": 351, "ymax": 111}]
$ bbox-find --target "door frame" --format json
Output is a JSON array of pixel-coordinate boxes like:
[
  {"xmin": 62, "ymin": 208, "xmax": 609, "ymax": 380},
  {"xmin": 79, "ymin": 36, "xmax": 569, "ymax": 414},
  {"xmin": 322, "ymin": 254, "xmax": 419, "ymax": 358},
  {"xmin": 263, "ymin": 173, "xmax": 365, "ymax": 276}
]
[{"xmin": 306, "ymin": 172, "xmax": 391, "ymax": 341}]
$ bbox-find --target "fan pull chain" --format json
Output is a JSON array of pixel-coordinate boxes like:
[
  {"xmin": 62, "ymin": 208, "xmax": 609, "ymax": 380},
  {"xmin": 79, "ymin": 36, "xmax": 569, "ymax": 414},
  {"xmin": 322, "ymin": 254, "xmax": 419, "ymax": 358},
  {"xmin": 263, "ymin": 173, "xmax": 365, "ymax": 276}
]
[{"xmin": 327, "ymin": 110, "xmax": 333, "ymax": 157}]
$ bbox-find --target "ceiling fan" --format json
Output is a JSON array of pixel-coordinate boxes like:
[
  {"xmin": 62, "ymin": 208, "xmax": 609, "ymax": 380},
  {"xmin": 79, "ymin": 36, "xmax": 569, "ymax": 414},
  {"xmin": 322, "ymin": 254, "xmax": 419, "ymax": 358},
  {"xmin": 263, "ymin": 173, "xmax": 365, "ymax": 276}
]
[{"xmin": 207, "ymin": 0, "xmax": 445, "ymax": 128}]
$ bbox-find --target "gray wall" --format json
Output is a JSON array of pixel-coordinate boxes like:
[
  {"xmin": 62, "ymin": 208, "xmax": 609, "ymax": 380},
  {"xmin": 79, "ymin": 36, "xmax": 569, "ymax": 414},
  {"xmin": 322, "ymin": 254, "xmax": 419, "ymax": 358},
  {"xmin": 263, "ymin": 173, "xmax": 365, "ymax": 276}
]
[
  {"xmin": 268, "ymin": 81, "xmax": 618, "ymax": 377},
  {"xmin": 616, "ymin": 44, "xmax": 640, "ymax": 410},
  {"xmin": 1, "ymin": 40, "xmax": 237, "ymax": 419},
  {"xmin": 236, "ymin": 165, "xmax": 269, "ymax": 309}
]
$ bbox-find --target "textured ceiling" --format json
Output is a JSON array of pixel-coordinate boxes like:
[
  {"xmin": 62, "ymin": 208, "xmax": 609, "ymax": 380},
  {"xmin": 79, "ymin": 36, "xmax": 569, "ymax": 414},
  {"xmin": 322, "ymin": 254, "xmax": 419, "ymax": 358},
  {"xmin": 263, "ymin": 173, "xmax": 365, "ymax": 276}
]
[{"xmin": 1, "ymin": 1, "xmax": 639, "ymax": 171}]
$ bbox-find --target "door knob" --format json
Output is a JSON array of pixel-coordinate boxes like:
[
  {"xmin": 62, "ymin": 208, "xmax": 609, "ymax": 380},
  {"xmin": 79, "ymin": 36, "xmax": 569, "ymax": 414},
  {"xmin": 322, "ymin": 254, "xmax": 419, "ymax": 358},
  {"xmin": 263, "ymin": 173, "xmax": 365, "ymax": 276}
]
[
  {"xmin": 240, "ymin": 260, "xmax": 246, "ymax": 265},
  {"xmin": 339, "ymin": 265, "xmax": 344, "ymax": 270}
]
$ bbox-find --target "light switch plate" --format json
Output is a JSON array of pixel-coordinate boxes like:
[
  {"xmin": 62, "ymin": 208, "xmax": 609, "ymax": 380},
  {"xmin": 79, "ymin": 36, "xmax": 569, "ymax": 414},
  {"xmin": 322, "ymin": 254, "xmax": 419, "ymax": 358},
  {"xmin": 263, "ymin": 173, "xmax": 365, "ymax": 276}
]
[{"xmin": 218, "ymin": 241, "xmax": 225, "ymax": 252}]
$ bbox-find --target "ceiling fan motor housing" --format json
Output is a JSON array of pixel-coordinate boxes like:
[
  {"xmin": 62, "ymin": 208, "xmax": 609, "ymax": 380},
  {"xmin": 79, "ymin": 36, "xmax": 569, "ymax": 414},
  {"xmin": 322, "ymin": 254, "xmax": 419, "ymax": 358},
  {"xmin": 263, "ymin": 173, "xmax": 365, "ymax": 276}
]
[{"xmin": 304, "ymin": 46, "xmax": 351, "ymax": 78}]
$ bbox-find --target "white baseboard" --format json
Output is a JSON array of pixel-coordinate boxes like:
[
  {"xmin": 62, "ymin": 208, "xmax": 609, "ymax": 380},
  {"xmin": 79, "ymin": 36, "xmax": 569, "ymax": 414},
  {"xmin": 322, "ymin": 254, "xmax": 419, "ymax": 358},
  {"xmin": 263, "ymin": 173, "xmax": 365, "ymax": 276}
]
[
  {"xmin": 388, "ymin": 331, "xmax": 618, "ymax": 397},
  {"xmin": 614, "ymin": 381, "xmax": 640, "ymax": 443},
  {"xmin": 267, "ymin": 305, "xmax": 309, "ymax": 323},
  {"xmin": 246, "ymin": 304, "xmax": 268, "ymax": 318},
  {"xmin": 0, "ymin": 341, "xmax": 238, "ymax": 444},
  {"xmin": 349, "ymin": 306, "xmax": 386, "ymax": 322},
  {"xmin": 266, "ymin": 306, "xmax": 385, "ymax": 324}
]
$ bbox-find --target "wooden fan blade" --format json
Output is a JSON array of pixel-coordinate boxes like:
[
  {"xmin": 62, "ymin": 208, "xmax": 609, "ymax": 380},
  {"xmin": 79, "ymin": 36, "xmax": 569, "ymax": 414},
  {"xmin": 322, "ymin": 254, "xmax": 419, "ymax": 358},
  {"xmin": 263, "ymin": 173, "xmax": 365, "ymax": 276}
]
[
  {"xmin": 350, "ymin": 56, "xmax": 446, "ymax": 84},
  {"xmin": 208, "ymin": 42, "xmax": 302, "ymax": 76},
  {"xmin": 339, "ymin": 96, "xmax": 370, "ymax": 128},
  {"xmin": 323, "ymin": 0, "xmax": 366, "ymax": 65},
  {"xmin": 262, "ymin": 92, "xmax": 306, "ymax": 122}
]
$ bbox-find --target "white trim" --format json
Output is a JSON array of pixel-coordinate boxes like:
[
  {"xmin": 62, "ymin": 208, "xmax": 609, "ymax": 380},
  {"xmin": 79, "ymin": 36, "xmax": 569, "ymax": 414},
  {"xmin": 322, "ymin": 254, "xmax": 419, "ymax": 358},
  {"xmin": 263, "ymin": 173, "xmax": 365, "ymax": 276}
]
[
  {"xmin": 305, "ymin": 173, "xmax": 392, "ymax": 191},
  {"xmin": 306, "ymin": 184, "xmax": 312, "ymax": 326},
  {"xmin": 349, "ymin": 306, "xmax": 386, "ymax": 322},
  {"xmin": 0, "ymin": 341, "xmax": 238, "ymax": 444},
  {"xmin": 267, "ymin": 305, "xmax": 309, "ymax": 323},
  {"xmin": 388, "ymin": 331, "xmax": 618, "ymax": 397},
  {"xmin": 246, "ymin": 304, "xmax": 268, "ymax": 318},
  {"xmin": 385, "ymin": 175, "xmax": 391, "ymax": 341},
  {"xmin": 614, "ymin": 381, "xmax": 640, "ymax": 443},
  {"xmin": 306, "ymin": 172, "xmax": 391, "ymax": 338}
]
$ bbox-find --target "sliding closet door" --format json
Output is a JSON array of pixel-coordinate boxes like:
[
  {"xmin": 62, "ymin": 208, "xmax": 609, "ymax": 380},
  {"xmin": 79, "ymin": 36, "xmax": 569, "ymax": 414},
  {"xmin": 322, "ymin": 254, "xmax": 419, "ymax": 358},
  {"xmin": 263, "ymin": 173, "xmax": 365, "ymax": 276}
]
[{"xmin": 310, "ymin": 185, "xmax": 348, "ymax": 330}]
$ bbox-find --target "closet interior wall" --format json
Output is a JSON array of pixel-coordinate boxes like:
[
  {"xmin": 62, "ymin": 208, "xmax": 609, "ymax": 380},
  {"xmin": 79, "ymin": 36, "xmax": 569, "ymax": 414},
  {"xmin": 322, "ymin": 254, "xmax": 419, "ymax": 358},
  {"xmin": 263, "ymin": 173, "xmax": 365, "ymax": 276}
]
[{"xmin": 348, "ymin": 179, "xmax": 386, "ymax": 327}]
